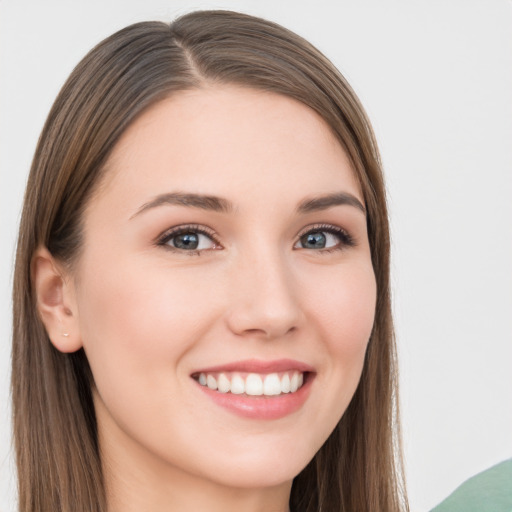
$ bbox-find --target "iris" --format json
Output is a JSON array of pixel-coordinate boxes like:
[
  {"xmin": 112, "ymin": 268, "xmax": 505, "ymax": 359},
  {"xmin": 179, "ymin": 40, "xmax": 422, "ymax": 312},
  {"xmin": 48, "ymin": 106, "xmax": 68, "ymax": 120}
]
[
  {"xmin": 173, "ymin": 232, "xmax": 199, "ymax": 250},
  {"xmin": 300, "ymin": 232, "xmax": 326, "ymax": 249}
]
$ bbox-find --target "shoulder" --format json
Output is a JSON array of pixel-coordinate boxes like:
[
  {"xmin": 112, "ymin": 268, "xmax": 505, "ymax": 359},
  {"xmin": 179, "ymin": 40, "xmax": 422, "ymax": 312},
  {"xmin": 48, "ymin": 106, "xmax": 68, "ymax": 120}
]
[{"xmin": 430, "ymin": 459, "xmax": 512, "ymax": 512}]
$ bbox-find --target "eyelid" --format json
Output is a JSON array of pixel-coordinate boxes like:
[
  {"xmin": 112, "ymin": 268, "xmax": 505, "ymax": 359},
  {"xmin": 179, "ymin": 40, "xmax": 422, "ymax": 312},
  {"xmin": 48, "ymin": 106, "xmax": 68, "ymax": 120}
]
[
  {"xmin": 154, "ymin": 222, "xmax": 355, "ymax": 254},
  {"xmin": 156, "ymin": 224, "xmax": 222, "ymax": 250},
  {"xmin": 294, "ymin": 223, "xmax": 356, "ymax": 250}
]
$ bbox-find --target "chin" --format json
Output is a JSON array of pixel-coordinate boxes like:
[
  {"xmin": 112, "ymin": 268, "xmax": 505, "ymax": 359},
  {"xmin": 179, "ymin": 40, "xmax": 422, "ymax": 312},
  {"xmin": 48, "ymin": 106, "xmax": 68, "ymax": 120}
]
[
  {"xmin": 188, "ymin": 439, "xmax": 317, "ymax": 490},
  {"xmin": 205, "ymin": 459, "xmax": 307, "ymax": 490}
]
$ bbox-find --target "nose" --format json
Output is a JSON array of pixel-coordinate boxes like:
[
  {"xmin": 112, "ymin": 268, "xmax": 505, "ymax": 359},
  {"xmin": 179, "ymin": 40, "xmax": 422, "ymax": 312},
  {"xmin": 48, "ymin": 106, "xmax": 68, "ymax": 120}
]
[{"xmin": 225, "ymin": 248, "xmax": 303, "ymax": 340}]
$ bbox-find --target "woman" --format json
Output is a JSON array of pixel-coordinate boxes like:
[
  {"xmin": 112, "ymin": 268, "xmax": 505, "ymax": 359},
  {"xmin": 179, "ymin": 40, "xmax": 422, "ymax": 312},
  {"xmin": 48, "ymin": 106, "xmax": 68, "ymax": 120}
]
[{"xmin": 12, "ymin": 10, "xmax": 408, "ymax": 512}]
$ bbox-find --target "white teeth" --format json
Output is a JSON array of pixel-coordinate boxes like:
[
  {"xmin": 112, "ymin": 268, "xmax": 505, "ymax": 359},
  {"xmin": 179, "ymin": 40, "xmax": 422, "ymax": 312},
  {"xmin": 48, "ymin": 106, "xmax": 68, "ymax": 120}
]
[
  {"xmin": 217, "ymin": 373, "xmax": 230, "ymax": 393},
  {"xmin": 281, "ymin": 373, "xmax": 291, "ymax": 393},
  {"xmin": 263, "ymin": 373, "xmax": 281, "ymax": 396},
  {"xmin": 290, "ymin": 372, "xmax": 299, "ymax": 393},
  {"xmin": 230, "ymin": 374, "xmax": 245, "ymax": 394},
  {"xmin": 197, "ymin": 370, "xmax": 306, "ymax": 396},
  {"xmin": 245, "ymin": 373, "xmax": 263, "ymax": 395},
  {"xmin": 206, "ymin": 374, "xmax": 217, "ymax": 390}
]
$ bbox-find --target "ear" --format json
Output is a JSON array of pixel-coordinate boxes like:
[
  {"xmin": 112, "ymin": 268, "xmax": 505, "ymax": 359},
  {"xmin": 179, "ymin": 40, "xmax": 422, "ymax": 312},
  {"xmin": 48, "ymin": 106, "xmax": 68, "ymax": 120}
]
[{"xmin": 32, "ymin": 246, "xmax": 83, "ymax": 353}]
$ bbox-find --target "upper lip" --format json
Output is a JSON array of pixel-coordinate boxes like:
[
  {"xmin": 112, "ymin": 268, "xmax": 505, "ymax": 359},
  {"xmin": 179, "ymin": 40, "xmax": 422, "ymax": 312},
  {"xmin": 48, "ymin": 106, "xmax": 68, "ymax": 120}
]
[{"xmin": 192, "ymin": 358, "xmax": 315, "ymax": 375}]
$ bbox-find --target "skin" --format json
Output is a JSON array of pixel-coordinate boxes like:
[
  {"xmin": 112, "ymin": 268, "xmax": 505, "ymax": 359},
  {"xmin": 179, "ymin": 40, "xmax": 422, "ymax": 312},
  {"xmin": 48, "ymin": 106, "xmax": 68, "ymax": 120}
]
[{"xmin": 34, "ymin": 86, "xmax": 377, "ymax": 512}]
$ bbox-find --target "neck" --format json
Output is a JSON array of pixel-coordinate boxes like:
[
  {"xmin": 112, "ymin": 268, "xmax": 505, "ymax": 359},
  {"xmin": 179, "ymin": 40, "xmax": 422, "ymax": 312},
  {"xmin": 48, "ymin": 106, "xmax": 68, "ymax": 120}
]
[
  {"xmin": 105, "ymin": 461, "xmax": 291, "ymax": 512},
  {"xmin": 97, "ymin": 400, "xmax": 292, "ymax": 512},
  {"xmin": 106, "ymin": 468, "xmax": 291, "ymax": 512}
]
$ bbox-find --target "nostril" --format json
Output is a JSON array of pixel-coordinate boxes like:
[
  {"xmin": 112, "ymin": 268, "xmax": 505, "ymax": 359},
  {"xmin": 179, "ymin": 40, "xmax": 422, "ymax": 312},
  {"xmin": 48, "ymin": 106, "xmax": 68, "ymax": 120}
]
[
  {"xmin": 225, "ymin": 298, "xmax": 302, "ymax": 340},
  {"xmin": 235, "ymin": 324, "xmax": 298, "ymax": 340}
]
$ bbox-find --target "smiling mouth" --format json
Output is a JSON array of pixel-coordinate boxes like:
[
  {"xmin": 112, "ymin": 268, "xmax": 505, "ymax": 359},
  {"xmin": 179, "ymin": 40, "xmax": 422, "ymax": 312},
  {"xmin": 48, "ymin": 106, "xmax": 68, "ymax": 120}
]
[{"xmin": 192, "ymin": 371, "xmax": 308, "ymax": 397}]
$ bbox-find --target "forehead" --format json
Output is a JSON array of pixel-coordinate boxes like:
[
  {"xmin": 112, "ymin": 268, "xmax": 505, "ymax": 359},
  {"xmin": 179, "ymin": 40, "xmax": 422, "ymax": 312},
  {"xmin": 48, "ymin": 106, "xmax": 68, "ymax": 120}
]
[{"xmin": 96, "ymin": 85, "xmax": 362, "ymax": 213}]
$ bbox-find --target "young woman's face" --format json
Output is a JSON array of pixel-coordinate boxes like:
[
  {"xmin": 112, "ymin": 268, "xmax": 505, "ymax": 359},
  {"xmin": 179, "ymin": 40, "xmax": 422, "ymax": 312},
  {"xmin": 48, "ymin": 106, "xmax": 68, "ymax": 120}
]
[{"xmin": 72, "ymin": 86, "xmax": 376, "ymax": 492}]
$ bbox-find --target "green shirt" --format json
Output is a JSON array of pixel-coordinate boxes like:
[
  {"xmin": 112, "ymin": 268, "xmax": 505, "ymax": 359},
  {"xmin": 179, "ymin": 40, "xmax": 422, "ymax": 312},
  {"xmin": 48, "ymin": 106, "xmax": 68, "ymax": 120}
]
[{"xmin": 431, "ymin": 459, "xmax": 512, "ymax": 512}]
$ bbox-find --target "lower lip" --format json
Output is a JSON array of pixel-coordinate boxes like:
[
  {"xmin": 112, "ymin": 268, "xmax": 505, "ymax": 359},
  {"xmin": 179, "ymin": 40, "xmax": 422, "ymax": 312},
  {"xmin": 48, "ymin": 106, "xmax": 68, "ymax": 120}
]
[{"xmin": 195, "ymin": 374, "xmax": 314, "ymax": 420}]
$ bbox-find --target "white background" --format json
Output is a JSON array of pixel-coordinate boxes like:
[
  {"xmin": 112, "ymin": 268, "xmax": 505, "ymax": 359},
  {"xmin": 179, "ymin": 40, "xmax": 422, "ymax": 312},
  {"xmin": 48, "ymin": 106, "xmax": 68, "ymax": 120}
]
[{"xmin": 1, "ymin": 1, "xmax": 511, "ymax": 511}]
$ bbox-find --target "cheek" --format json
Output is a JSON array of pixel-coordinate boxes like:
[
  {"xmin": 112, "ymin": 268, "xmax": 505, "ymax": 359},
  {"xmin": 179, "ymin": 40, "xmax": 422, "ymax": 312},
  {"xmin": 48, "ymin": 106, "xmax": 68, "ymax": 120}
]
[
  {"xmin": 309, "ymin": 261, "xmax": 376, "ymax": 353},
  {"xmin": 302, "ymin": 259, "xmax": 376, "ymax": 408},
  {"xmin": 74, "ymin": 256, "xmax": 219, "ymax": 403},
  {"xmin": 285, "ymin": 259, "xmax": 376, "ymax": 455}
]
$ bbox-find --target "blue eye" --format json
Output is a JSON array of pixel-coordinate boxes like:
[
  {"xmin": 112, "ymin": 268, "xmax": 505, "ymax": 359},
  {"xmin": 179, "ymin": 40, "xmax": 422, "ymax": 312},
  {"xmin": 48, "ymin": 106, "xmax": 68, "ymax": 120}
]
[
  {"xmin": 294, "ymin": 226, "xmax": 354, "ymax": 251},
  {"xmin": 158, "ymin": 226, "xmax": 219, "ymax": 252}
]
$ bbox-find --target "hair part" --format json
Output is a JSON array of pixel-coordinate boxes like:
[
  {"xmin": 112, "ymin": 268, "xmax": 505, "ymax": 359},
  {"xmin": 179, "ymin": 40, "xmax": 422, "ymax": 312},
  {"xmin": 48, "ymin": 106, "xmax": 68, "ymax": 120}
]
[{"xmin": 12, "ymin": 10, "xmax": 407, "ymax": 511}]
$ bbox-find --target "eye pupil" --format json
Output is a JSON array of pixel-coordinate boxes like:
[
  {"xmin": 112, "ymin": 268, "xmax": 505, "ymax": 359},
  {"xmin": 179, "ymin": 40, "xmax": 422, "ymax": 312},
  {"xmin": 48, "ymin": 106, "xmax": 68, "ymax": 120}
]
[
  {"xmin": 301, "ymin": 232, "xmax": 326, "ymax": 249},
  {"xmin": 173, "ymin": 232, "xmax": 199, "ymax": 250}
]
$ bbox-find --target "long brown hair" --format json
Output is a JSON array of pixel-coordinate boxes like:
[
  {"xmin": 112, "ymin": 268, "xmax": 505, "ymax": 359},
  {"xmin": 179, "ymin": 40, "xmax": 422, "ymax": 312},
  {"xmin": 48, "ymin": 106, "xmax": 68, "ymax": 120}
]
[{"xmin": 12, "ymin": 10, "xmax": 407, "ymax": 511}]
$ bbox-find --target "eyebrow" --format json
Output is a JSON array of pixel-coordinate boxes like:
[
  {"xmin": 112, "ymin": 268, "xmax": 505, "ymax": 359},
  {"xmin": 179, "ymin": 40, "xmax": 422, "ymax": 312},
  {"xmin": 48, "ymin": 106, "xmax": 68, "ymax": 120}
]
[
  {"xmin": 131, "ymin": 192, "xmax": 233, "ymax": 219},
  {"xmin": 131, "ymin": 190, "xmax": 365, "ymax": 219},
  {"xmin": 297, "ymin": 192, "xmax": 366, "ymax": 215}
]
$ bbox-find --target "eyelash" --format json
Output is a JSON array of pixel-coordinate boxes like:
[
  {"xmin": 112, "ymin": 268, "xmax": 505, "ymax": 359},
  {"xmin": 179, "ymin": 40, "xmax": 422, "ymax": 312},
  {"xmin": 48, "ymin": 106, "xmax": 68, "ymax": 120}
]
[
  {"xmin": 156, "ymin": 223, "xmax": 356, "ymax": 255},
  {"xmin": 295, "ymin": 223, "xmax": 356, "ymax": 253},
  {"xmin": 156, "ymin": 224, "xmax": 221, "ymax": 256}
]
